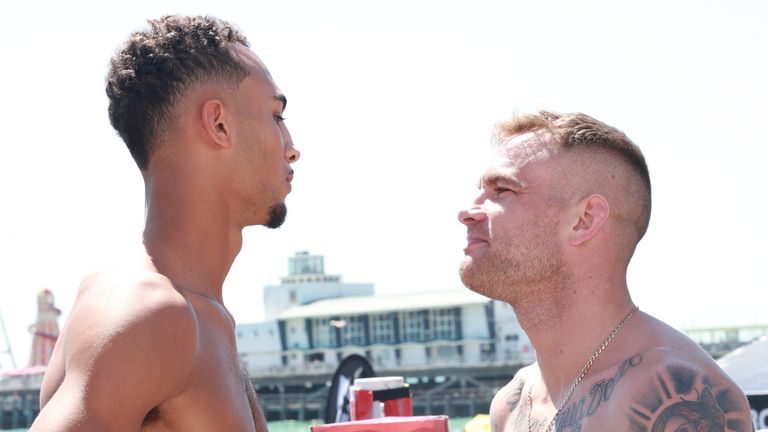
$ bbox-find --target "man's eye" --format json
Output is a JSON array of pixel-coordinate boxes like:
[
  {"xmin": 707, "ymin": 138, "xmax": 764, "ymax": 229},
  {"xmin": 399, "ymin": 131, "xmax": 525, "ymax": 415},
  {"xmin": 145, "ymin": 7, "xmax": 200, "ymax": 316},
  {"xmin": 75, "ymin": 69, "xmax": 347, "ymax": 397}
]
[{"xmin": 274, "ymin": 114, "xmax": 286, "ymax": 122}]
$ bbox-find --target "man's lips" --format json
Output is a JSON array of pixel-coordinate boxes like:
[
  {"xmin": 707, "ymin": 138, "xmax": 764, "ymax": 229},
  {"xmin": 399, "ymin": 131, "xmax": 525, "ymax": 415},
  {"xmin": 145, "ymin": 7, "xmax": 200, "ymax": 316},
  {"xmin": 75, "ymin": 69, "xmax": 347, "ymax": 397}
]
[
  {"xmin": 284, "ymin": 170, "xmax": 294, "ymax": 193},
  {"xmin": 464, "ymin": 236, "xmax": 489, "ymax": 254}
]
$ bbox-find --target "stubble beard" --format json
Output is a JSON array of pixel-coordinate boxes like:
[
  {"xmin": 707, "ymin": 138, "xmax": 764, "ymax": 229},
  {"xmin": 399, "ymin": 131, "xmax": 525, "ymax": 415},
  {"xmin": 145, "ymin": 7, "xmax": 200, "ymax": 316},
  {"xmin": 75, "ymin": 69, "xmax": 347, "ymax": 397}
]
[
  {"xmin": 459, "ymin": 231, "xmax": 565, "ymax": 306},
  {"xmin": 265, "ymin": 203, "xmax": 288, "ymax": 229}
]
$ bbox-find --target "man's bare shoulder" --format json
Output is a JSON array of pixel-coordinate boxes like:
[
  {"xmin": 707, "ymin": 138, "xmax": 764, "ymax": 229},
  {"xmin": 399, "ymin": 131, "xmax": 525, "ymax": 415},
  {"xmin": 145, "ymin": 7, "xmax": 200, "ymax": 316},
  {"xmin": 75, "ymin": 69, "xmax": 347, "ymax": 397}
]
[
  {"xmin": 552, "ymin": 314, "xmax": 752, "ymax": 431},
  {"xmin": 496, "ymin": 364, "xmax": 537, "ymax": 407},
  {"xmin": 66, "ymin": 269, "xmax": 198, "ymax": 364},
  {"xmin": 619, "ymin": 348, "xmax": 751, "ymax": 431},
  {"xmin": 489, "ymin": 364, "xmax": 538, "ymax": 431},
  {"xmin": 614, "ymin": 346, "xmax": 752, "ymax": 431},
  {"xmin": 78, "ymin": 270, "xmax": 191, "ymax": 306},
  {"xmin": 36, "ymin": 270, "xmax": 199, "ymax": 430}
]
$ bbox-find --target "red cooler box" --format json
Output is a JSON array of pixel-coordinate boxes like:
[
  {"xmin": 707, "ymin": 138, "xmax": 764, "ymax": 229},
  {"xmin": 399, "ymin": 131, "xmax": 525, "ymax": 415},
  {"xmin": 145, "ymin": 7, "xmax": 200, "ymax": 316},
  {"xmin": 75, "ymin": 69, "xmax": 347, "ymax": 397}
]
[
  {"xmin": 350, "ymin": 376, "xmax": 412, "ymax": 420},
  {"xmin": 310, "ymin": 415, "xmax": 449, "ymax": 432}
]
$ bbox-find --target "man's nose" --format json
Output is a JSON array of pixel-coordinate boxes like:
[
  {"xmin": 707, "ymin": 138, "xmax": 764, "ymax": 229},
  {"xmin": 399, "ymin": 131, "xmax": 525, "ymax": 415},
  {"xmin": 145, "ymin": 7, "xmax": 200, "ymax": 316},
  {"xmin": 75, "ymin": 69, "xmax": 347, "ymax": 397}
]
[
  {"xmin": 458, "ymin": 206, "xmax": 487, "ymax": 225},
  {"xmin": 283, "ymin": 126, "xmax": 300, "ymax": 163},
  {"xmin": 286, "ymin": 145, "xmax": 300, "ymax": 163}
]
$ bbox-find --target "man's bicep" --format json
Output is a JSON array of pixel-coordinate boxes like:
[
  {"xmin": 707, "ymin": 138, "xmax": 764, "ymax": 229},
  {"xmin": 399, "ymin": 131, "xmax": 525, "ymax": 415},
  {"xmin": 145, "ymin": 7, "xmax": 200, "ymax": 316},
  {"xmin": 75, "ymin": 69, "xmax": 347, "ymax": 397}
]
[
  {"xmin": 31, "ymin": 376, "xmax": 122, "ymax": 432},
  {"xmin": 624, "ymin": 362, "xmax": 752, "ymax": 431},
  {"xmin": 34, "ymin": 297, "xmax": 196, "ymax": 429}
]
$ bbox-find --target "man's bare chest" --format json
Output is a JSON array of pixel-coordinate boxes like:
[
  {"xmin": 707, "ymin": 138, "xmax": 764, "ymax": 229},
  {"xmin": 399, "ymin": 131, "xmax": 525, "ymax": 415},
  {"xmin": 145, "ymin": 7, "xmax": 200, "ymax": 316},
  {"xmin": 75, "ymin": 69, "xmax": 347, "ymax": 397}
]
[
  {"xmin": 145, "ymin": 313, "xmax": 256, "ymax": 430},
  {"xmin": 143, "ymin": 353, "xmax": 256, "ymax": 431}
]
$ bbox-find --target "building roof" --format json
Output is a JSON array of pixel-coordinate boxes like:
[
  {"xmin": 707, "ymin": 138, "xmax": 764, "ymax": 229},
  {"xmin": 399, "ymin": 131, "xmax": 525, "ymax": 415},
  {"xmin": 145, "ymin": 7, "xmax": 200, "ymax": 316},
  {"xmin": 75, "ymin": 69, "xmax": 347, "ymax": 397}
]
[{"xmin": 277, "ymin": 289, "xmax": 492, "ymax": 319}]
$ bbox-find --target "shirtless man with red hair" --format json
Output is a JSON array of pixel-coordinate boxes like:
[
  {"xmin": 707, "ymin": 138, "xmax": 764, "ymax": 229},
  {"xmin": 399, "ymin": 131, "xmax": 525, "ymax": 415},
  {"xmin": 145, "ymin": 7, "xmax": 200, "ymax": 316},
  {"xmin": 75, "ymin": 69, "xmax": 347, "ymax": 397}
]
[{"xmin": 459, "ymin": 111, "xmax": 751, "ymax": 431}]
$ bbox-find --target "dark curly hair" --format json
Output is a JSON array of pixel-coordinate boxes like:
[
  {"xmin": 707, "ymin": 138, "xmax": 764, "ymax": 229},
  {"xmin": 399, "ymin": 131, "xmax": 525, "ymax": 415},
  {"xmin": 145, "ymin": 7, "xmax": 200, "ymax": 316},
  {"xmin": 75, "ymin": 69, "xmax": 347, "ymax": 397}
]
[{"xmin": 106, "ymin": 15, "xmax": 250, "ymax": 169}]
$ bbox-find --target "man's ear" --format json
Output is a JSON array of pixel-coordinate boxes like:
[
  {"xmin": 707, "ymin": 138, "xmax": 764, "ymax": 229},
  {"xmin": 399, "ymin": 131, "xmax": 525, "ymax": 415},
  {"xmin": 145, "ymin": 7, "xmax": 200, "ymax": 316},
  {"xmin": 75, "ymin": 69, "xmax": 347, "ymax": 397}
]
[
  {"xmin": 201, "ymin": 98, "xmax": 232, "ymax": 149},
  {"xmin": 569, "ymin": 194, "xmax": 610, "ymax": 245}
]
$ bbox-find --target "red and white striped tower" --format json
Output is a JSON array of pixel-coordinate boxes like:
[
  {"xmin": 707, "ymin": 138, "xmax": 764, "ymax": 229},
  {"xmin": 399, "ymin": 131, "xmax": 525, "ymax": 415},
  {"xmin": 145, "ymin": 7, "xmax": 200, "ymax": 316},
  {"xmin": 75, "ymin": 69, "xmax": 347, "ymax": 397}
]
[{"xmin": 28, "ymin": 289, "xmax": 61, "ymax": 367}]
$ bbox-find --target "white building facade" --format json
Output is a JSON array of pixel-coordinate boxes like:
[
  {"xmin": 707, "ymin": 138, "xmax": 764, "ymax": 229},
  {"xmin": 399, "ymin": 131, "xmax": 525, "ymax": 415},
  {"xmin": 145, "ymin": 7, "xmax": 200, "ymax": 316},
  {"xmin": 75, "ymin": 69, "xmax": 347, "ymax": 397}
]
[{"xmin": 236, "ymin": 252, "xmax": 535, "ymax": 376}]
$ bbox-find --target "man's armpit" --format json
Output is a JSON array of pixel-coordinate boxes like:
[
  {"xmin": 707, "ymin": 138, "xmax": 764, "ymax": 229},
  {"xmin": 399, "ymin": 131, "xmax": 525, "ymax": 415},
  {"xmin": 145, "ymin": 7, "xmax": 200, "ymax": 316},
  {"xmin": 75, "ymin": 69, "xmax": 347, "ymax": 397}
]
[{"xmin": 626, "ymin": 363, "xmax": 750, "ymax": 432}]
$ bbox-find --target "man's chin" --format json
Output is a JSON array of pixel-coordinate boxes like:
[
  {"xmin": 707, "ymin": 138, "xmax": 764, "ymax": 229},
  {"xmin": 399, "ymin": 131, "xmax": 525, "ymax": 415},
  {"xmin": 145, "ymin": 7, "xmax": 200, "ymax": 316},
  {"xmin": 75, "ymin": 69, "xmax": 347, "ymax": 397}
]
[
  {"xmin": 265, "ymin": 203, "xmax": 287, "ymax": 229},
  {"xmin": 459, "ymin": 260, "xmax": 496, "ymax": 299},
  {"xmin": 458, "ymin": 260, "xmax": 477, "ymax": 290}
]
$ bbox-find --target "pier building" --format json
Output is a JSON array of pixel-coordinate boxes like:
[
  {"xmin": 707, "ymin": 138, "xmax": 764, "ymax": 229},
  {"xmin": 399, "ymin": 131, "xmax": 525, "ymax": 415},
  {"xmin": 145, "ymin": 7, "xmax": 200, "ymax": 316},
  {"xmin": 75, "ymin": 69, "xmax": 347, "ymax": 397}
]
[
  {"xmin": 237, "ymin": 252, "xmax": 535, "ymax": 379},
  {"xmin": 235, "ymin": 252, "xmax": 535, "ymax": 420}
]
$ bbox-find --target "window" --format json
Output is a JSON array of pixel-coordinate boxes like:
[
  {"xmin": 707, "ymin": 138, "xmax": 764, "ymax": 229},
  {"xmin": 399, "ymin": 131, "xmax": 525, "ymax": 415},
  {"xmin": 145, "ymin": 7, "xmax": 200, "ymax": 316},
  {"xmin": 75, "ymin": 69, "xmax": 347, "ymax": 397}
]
[
  {"xmin": 400, "ymin": 310, "xmax": 426, "ymax": 342},
  {"xmin": 306, "ymin": 352, "xmax": 324, "ymax": 362},
  {"xmin": 370, "ymin": 314, "xmax": 394, "ymax": 344},
  {"xmin": 312, "ymin": 318, "xmax": 335, "ymax": 348},
  {"xmin": 431, "ymin": 308, "xmax": 458, "ymax": 340},
  {"xmin": 436, "ymin": 345, "xmax": 457, "ymax": 359},
  {"xmin": 480, "ymin": 343, "xmax": 496, "ymax": 361},
  {"xmin": 340, "ymin": 316, "xmax": 366, "ymax": 346}
]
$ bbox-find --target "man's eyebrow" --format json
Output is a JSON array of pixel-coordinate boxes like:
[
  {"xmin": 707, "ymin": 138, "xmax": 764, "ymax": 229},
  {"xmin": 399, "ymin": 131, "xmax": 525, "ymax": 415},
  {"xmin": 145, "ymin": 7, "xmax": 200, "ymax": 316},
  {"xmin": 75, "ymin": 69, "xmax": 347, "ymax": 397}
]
[
  {"xmin": 480, "ymin": 172, "xmax": 526, "ymax": 189},
  {"xmin": 275, "ymin": 94, "xmax": 287, "ymax": 112}
]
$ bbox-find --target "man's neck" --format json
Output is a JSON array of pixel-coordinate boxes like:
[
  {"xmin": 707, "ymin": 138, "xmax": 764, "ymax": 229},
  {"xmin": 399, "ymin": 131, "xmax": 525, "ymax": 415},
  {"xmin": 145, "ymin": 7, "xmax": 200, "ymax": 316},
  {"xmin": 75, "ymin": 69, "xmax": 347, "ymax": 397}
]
[
  {"xmin": 512, "ymin": 280, "xmax": 634, "ymax": 403},
  {"xmin": 142, "ymin": 193, "xmax": 243, "ymax": 304}
]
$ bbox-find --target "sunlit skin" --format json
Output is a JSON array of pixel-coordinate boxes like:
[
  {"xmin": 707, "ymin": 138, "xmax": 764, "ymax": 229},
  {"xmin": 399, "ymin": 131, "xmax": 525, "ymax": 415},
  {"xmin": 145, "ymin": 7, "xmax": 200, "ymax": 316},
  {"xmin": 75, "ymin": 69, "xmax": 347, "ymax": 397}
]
[
  {"xmin": 32, "ymin": 43, "xmax": 299, "ymax": 432},
  {"xmin": 459, "ymin": 134, "xmax": 566, "ymax": 313},
  {"xmin": 458, "ymin": 132, "xmax": 751, "ymax": 431}
]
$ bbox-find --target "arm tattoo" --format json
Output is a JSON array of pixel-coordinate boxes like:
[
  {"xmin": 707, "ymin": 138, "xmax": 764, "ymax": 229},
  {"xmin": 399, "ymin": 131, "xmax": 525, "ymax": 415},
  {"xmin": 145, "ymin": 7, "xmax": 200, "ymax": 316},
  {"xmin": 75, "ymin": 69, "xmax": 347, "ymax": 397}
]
[{"xmin": 628, "ymin": 364, "xmax": 750, "ymax": 432}]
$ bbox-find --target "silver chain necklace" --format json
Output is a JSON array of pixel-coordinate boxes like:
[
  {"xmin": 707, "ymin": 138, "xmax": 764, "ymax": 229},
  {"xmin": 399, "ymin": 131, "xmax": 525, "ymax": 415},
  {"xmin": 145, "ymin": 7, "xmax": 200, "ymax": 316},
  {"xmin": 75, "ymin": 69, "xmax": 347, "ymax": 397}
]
[{"xmin": 526, "ymin": 305, "xmax": 639, "ymax": 432}]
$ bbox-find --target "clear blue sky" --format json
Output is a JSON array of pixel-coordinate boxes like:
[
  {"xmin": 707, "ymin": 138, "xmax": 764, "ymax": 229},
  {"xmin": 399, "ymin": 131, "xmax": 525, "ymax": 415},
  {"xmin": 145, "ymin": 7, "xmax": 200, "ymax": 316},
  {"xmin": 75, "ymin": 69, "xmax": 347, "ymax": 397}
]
[{"xmin": 1, "ymin": 0, "xmax": 766, "ymax": 368}]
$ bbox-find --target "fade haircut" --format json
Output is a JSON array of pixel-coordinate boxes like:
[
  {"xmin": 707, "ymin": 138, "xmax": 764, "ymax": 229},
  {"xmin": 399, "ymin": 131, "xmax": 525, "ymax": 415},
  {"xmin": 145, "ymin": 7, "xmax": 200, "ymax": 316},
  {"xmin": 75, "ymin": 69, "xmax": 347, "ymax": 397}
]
[
  {"xmin": 106, "ymin": 15, "xmax": 250, "ymax": 170},
  {"xmin": 495, "ymin": 111, "xmax": 652, "ymax": 240}
]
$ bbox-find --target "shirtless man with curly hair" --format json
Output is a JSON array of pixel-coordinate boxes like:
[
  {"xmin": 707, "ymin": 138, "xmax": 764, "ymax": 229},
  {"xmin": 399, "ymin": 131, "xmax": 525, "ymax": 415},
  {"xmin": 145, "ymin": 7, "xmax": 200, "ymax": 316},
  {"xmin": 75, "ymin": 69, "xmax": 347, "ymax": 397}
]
[{"xmin": 32, "ymin": 15, "xmax": 300, "ymax": 431}]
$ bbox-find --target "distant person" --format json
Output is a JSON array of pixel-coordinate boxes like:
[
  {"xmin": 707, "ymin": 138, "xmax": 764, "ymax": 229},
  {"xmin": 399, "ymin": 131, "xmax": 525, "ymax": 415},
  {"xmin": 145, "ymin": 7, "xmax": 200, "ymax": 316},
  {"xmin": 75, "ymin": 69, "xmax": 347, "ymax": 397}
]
[
  {"xmin": 32, "ymin": 15, "xmax": 299, "ymax": 431},
  {"xmin": 458, "ymin": 111, "xmax": 751, "ymax": 431}
]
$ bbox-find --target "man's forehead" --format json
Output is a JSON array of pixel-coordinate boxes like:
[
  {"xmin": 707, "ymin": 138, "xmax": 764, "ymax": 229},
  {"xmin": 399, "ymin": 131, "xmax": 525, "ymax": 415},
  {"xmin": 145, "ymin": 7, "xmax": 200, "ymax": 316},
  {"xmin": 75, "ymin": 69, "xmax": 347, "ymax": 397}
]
[
  {"xmin": 230, "ymin": 44, "xmax": 287, "ymax": 110},
  {"xmin": 476, "ymin": 132, "xmax": 559, "ymax": 187},
  {"xmin": 496, "ymin": 132, "xmax": 557, "ymax": 167},
  {"xmin": 230, "ymin": 43, "xmax": 268, "ymax": 74}
]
